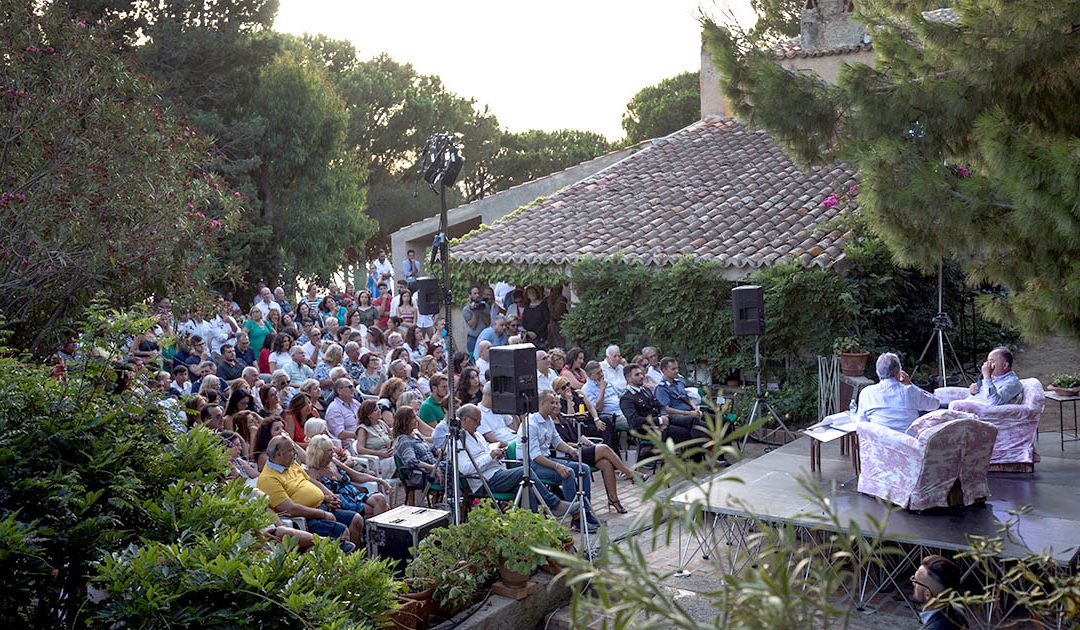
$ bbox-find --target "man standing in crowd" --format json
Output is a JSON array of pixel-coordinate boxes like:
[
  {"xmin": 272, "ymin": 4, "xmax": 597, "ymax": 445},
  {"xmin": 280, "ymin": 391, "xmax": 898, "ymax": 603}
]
[
  {"xmin": 967, "ymin": 347, "xmax": 1024, "ymax": 406},
  {"xmin": 216, "ymin": 344, "xmax": 247, "ymax": 381},
  {"xmin": 257, "ymin": 436, "xmax": 361, "ymax": 551},
  {"xmin": 401, "ymin": 249, "xmax": 422, "ymax": 290},
  {"xmin": 583, "ymin": 360, "xmax": 628, "ymax": 430},
  {"xmin": 273, "ymin": 287, "xmax": 292, "ymax": 314},
  {"xmin": 373, "ymin": 251, "xmax": 394, "ymax": 288},
  {"xmin": 455, "ymin": 404, "xmax": 579, "ymax": 516},
  {"xmin": 254, "ymin": 286, "xmax": 280, "ymax": 318},
  {"xmin": 463, "ymin": 285, "xmax": 491, "ymax": 355},
  {"xmin": 856, "ymin": 353, "xmax": 939, "ymax": 433},
  {"xmin": 600, "ymin": 345, "xmax": 628, "ymax": 396},
  {"xmin": 477, "ymin": 315, "xmax": 509, "ymax": 350},
  {"xmin": 303, "ymin": 284, "xmax": 321, "ymax": 313}
]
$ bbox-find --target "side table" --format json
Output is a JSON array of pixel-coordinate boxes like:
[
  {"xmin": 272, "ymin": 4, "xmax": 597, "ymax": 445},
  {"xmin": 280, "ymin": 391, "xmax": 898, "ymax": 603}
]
[
  {"xmin": 1045, "ymin": 391, "xmax": 1080, "ymax": 450},
  {"xmin": 805, "ymin": 412, "xmax": 860, "ymax": 472}
]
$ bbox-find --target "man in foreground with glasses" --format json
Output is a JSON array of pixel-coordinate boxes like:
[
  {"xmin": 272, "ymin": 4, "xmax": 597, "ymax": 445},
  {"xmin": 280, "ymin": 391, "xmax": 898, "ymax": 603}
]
[{"xmin": 911, "ymin": 555, "xmax": 966, "ymax": 629}]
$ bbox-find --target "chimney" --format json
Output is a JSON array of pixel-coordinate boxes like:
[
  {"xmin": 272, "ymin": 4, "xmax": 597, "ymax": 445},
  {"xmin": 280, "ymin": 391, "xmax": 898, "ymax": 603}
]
[{"xmin": 700, "ymin": 42, "xmax": 730, "ymax": 118}]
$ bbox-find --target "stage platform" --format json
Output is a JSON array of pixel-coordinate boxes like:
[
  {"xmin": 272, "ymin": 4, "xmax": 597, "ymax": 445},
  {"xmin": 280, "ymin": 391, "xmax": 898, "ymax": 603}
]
[{"xmin": 671, "ymin": 431, "xmax": 1080, "ymax": 567}]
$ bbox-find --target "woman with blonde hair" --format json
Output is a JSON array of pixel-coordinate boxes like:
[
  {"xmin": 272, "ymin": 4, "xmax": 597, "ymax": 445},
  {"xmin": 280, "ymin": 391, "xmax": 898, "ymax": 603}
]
[
  {"xmin": 198, "ymin": 374, "xmax": 222, "ymax": 399},
  {"xmin": 377, "ymin": 377, "xmax": 405, "ymax": 426},
  {"xmin": 306, "ymin": 434, "xmax": 391, "ymax": 517},
  {"xmin": 300, "ymin": 378, "xmax": 325, "ymax": 416},
  {"xmin": 551, "ymin": 375, "xmax": 642, "ymax": 514}
]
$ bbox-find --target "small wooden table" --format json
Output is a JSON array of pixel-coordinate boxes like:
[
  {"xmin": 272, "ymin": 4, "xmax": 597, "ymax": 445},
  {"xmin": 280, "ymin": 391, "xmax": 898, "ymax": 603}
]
[
  {"xmin": 804, "ymin": 412, "xmax": 860, "ymax": 472},
  {"xmin": 1045, "ymin": 391, "xmax": 1080, "ymax": 450}
]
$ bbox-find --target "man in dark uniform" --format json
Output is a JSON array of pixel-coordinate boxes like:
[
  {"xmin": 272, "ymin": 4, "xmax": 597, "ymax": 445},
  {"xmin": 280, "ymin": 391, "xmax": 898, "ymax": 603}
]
[{"xmin": 620, "ymin": 364, "xmax": 709, "ymax": 459}]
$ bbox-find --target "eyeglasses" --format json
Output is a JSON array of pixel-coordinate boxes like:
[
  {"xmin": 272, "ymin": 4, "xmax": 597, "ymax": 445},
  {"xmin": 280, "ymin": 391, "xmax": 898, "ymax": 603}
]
[{"xmin": 909, "ymin": 575, "xmax": 932, "ymax": 591}]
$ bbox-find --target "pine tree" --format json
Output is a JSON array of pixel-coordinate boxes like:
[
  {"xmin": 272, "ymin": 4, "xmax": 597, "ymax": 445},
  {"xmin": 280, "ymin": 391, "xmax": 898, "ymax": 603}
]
[{"xmin": 705, "ymin": 0, "xmax": 1080, "ymax": 338}]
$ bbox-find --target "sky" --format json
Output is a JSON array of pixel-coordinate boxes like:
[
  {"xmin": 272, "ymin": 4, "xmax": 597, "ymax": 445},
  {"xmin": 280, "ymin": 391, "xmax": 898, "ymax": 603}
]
[{"xmin": 274, "ymin": 0, "xmax": 755, "ymax": 140}]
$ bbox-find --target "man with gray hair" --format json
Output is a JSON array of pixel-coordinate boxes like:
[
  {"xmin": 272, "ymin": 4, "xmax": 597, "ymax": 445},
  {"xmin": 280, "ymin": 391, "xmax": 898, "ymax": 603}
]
[
  {"xmin": 455, "ymin": 403, "xmax": 579, "ymax": 517},
  {"xmin": 600, "ymin": 344, "xmax": 628, "ymax": 396},
  {"xmin": 855, "ymin": 352, "xmax": 940, "ymax": 433}
]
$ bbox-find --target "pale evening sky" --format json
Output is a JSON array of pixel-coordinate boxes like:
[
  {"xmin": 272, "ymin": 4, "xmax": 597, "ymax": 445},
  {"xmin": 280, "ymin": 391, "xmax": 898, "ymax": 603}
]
[{"xmin": 274, "ymin": 1, "xmax": 755, "ymax": 140}]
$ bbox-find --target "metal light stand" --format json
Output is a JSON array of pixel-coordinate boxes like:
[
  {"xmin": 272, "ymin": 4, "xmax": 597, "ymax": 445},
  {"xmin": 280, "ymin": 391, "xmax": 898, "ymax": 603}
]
[
  {"xmin": 514, "ymin": 392, "xmax": 555, "ymax": 517},
  {"xmin": 741, "ymin": 336, "xmax": 792, "ymax": 449},
  {"xmin": 569, "ymin": 411, "xmax": 597, "ymax": 561},
  {"xmin": 421, "ymin": 132, "xmax": 467, "ymax": 525},
  {"xmin": 911, "ymin": 260, "xmax": 972, "ymax": 388}
]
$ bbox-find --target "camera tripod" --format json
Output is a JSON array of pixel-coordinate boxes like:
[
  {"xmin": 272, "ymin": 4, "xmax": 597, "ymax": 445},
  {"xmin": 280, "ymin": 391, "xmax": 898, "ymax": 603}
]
[
  {"xmin": 513, "ymin": 392, "xmax": 555, "ymax": 518},
  {"xmin": 910, "ymin": 261, "xmax": 973, "ymax": 388}
]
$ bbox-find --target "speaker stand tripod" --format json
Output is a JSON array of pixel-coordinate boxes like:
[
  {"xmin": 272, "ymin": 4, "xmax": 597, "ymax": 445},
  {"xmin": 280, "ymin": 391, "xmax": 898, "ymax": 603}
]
[
  {"xmin": 513, "ymin": 394, "xmax": 555, "ymax": 519},
  {"xmin": 740, "ymin": 336, "xmax": 792, "ymax": 449}
]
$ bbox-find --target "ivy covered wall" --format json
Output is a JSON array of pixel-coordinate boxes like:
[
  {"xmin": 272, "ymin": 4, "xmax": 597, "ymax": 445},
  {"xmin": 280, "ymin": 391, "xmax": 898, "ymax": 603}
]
[{"xmin": 450, "ymin": 232, "xmax": 1018, "ymax": 427}]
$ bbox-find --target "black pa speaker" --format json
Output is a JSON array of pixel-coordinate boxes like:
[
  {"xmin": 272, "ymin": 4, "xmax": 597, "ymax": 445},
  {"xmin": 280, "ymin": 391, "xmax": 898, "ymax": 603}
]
[
  {"xmin": 490, "ymin": 343, "xmax": 538, "ymax": 415},
  {"xmin": 416, "ymin": 277, "xmax": 440, "ymax": 315},
  {"xmin": 732, "ymin": 285, "xmax": 765, "ymax": 336}
]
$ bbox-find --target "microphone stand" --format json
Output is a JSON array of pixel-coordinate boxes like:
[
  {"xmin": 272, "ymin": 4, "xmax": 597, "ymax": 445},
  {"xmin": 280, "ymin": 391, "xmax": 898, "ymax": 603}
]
[{"xmin": 564, "ymin": 410, "xmax": 597, "ymax": 561}]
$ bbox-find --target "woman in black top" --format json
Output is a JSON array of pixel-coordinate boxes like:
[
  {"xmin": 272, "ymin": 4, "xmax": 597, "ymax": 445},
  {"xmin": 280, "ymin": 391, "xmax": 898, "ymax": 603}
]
[
  {"xmin": 552, "ymin": 376, "xmax": 642, "ymax": 513},
  {"xmin": 520, "ymin": 285, "xmax": 549, "ymax": 347}
]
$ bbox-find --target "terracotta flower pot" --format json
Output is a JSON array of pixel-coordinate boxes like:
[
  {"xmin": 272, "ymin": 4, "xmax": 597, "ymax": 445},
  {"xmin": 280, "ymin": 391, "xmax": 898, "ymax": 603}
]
[
  {"xmin": 498, "ymin": 563, "xmax": 531, "ymax": 589},
  {"xmin": 839, "ymin": 351, "xmax": 870, "ymax": 376},
  {"xmin": 400, "ymin": 586, "xmax": 434, "ymax": 627},
  {"xmin": 389, "ymin": 597, "xmax": 424, "ymax": 630}
]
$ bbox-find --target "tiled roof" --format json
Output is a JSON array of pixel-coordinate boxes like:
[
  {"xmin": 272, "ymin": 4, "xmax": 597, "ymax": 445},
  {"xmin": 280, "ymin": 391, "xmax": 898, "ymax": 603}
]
[
  {"xmin": 773, "ymin": 36, "xmax": 873, "ymax": 59},
  {"xmin": 451, "ymin": 117, "xmax": 857, "ymax": 272}
]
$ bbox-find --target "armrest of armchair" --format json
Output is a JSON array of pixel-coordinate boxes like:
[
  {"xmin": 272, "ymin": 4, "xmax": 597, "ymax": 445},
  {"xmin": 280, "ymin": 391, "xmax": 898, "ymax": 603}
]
[
  {"xmin": 935, "ymin": 386, "xmax": 971, "ymax": 405},
  {"xmin": 857, "ymin": 422, "xmax": 922, "ymax": 479}
]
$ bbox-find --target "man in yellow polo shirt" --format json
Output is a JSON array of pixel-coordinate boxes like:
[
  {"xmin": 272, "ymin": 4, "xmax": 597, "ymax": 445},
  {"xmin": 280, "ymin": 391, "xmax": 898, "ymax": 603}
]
[{"xmin": 257, "ymin": 435, "xmax": 363, "ymax": 549}]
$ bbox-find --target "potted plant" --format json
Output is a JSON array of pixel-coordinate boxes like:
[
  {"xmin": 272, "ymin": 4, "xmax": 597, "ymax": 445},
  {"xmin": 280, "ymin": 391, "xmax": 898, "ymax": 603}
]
[
  {"xmin": 492, "ymin": 507, "xmax": 564, "ymax": 588},
  {"xmin": 391, "ymin": 577, "xmax": 436, "ymax": 629},
  {"xmin": 1048, "ymin": 374, "xmax": 1080, "ymax": 397},
  {"xmin": 833, "ymin": 336, "xmax": 869, "ymax": 376},
  {"xmin": 405, "ymin": 526, "xmax": 495, "ymax": 617}
]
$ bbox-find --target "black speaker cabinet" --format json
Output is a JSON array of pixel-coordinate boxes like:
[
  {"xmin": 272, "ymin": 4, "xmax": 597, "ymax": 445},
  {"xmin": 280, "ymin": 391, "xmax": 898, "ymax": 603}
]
[
  {"xmin": 490, "ymin": 343, "xmax": 538, "ymax": 415},
  {"xmin": 732, "ymin": 285, "xmax": 765, "ymax": 336},
  {"xmin": 415, "ymin": 277, "xmax": 440, "ymax": 315}
]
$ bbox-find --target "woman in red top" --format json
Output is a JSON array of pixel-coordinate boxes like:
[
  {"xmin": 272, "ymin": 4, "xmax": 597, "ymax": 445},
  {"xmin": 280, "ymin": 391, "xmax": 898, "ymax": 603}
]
[
  {"xmin": 373, "ymin": 283, "xmax": 392, "ymax": 329},
  {"xmin": 281, "ymin": 392, "xmax": 314, "ymax": 445},
  {"xmin": 561, "ymin": 346, "xmax": 588, "ymax": 390}
]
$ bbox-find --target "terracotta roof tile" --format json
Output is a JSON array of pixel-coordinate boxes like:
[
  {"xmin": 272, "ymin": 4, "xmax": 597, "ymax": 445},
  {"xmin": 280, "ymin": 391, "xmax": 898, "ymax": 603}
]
[
  {"xmin": 772, "ymin": 36, "xmax": 873, "ymax": 60},
  {"xmin": 452, "ymin": 118, "xmax": 857, "ymax": 273}
]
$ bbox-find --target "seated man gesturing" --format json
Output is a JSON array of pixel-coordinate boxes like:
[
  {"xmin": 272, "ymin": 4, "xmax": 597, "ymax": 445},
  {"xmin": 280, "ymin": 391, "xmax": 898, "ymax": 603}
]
[
  {"xmin": 967, "ymin": 347, "xmax": 1023, "ymax": 406},
  {"xmin": 856, "ymin": 352, "xmax": 939, "ymax": 433}
]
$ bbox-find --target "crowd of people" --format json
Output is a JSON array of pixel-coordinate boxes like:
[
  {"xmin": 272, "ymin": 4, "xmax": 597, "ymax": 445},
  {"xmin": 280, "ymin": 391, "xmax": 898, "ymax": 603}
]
[{"xmin": 51, "ymin": 266, "xmax": 718, "ymax": 546}]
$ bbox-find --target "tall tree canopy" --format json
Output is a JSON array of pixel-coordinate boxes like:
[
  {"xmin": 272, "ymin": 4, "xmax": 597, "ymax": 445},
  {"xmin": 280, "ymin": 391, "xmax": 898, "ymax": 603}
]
[
  {"xmin": 705, "ymin": 0, "xmax": 1080, "ymax": 338},
  {"xmin": 621, "ymin": 71, "xmax": 701, "ymax": 143},
  {"xmin": 0, "ymin": 2, "xmax": 243, "ymax": 353}
]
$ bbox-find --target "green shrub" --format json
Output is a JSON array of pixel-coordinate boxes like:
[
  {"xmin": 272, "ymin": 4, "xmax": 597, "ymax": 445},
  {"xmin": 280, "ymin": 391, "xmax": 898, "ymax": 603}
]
[{"xmin": 0, "ymin": 304, "xmax": 402, "ymax": 628}]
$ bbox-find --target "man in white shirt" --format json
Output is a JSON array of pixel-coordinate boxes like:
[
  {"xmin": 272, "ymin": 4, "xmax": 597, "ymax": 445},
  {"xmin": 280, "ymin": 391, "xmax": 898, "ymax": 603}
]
[
  {"xmin": 455, "ymin": 404, "xmax": 577, "ymax": 516},
  {"xmin": 373, "ymin": 251, "xmax": 394, "ymax": 287},
  {"xmin": 474, "ymin": 340, "xmax": 492, "ymax": 383},
  {"xmin": 535, "ymin": 349, "xmax": 558, "ymax": 391},
  {"xmin": 519, "ymin": 390, "xmax": 599, "ymax": 531},
  {"xmin": 477, "ymin": 383, "xmax": 517, "ymax": 446},
  {"xmin": 254, "ymin": 286, "xmax": 281, "ymax": 318},
  {"xmin": 600, "ymin": 345, "xmax": 628, "ymax": 396},
  {"xmin": 641, "ymin": 346, "xmax": 664, "ymax": 390},
  {"xmin": 856, "ymin": 352, "xmax": 940, "ymax": 433}
]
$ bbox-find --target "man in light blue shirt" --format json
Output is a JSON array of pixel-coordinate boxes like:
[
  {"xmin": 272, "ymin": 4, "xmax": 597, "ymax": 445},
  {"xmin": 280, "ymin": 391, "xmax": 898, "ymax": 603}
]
[
  {"xmin": 856, "ymin": 353, "xmax": 939, "ymax": 433},
  {"xmin": 583, "ymin": 360, "xmax": 628, "ymax": 429},
  {"xmin": 967, "ymin": 347, "xmax": 1024, "ymax": 406},
  {"xmin": 475, "ymin": 315, "xmax": 509, "ymax": 349},
  {"xmin": 518, "ymin": 390, "xmax": 599, "ymax": 531}
]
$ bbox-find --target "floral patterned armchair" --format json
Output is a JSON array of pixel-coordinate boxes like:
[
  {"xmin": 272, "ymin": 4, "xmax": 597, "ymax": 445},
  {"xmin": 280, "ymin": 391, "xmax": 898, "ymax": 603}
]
[
  {"xmin": 856, "ymin": 411, "xmax": 997, "ymax": 511},
  {"xmin": 937, "ymin": 378, "xmax": 1044, "ymax": 472}
]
